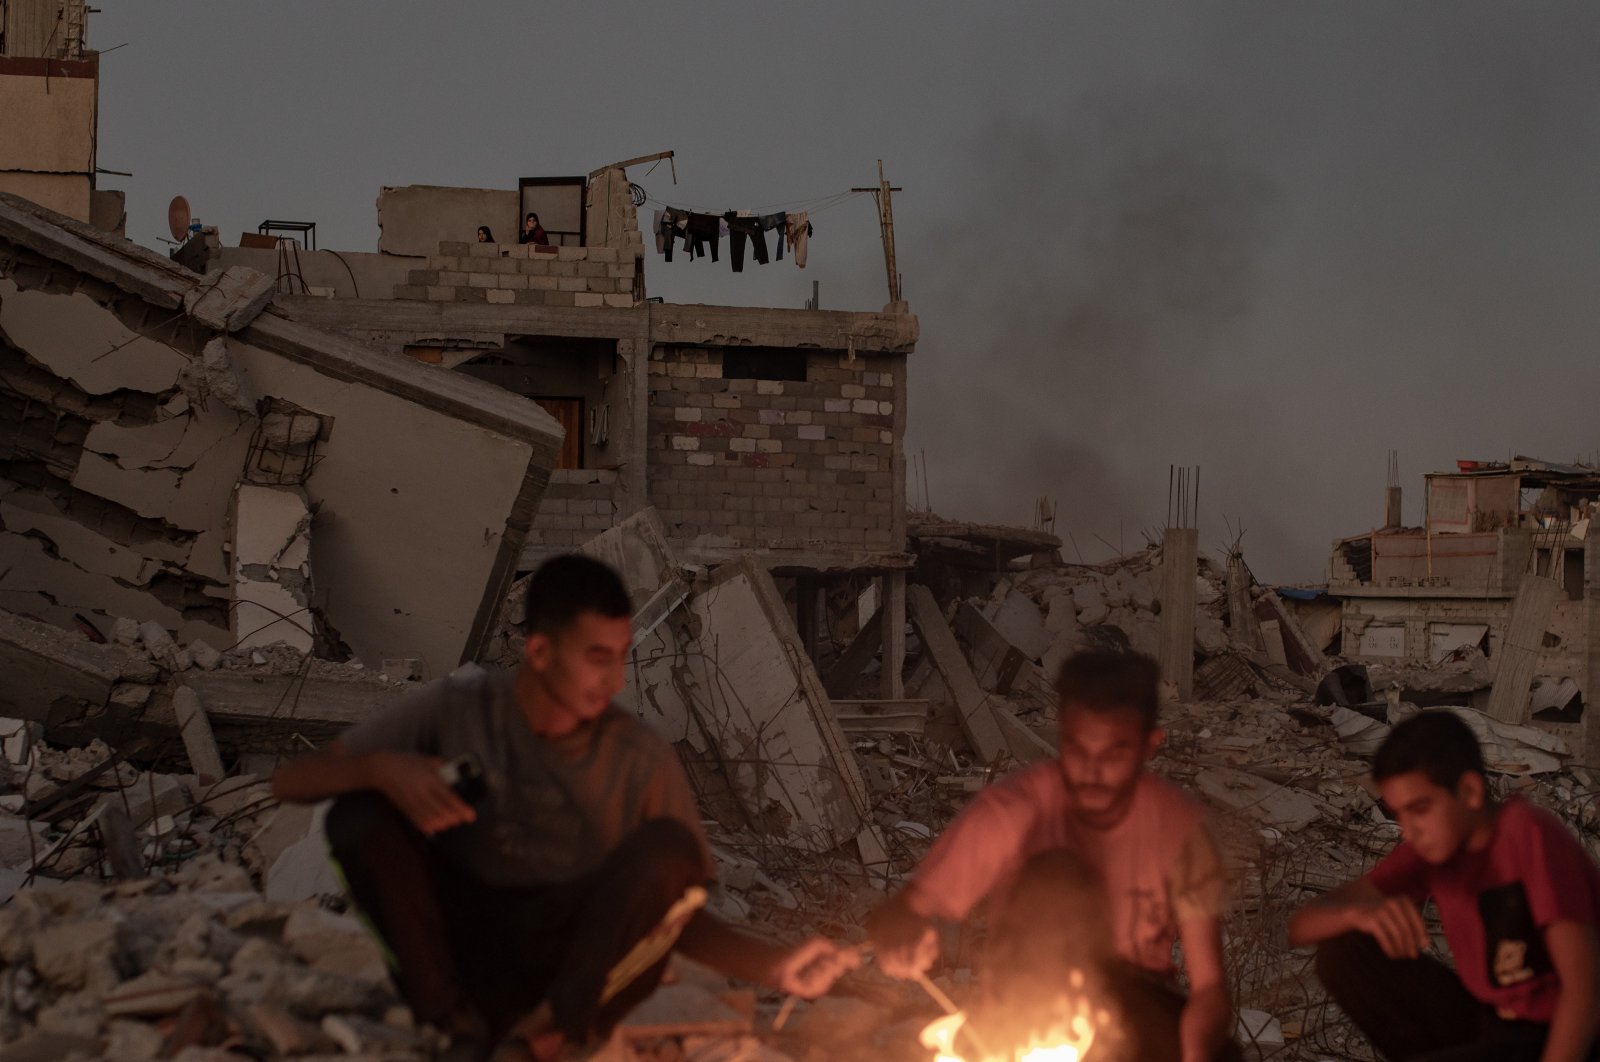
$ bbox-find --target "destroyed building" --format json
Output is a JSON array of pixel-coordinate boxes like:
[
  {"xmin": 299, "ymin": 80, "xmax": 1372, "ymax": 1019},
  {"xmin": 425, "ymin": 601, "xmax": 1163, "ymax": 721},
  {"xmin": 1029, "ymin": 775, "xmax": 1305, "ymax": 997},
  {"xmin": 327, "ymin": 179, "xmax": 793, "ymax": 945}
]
[{"xmin": 1330, "ymin": 456, "xmax": 1600, "ymax": 759}]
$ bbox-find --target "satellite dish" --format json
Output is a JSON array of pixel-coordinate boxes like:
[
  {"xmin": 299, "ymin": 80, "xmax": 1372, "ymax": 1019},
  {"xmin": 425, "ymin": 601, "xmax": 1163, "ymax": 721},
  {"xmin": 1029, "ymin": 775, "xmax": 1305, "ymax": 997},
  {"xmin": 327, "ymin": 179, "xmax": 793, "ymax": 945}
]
[{"xmin": 167, "ymin": 196, "xmax": 192, "ymax": 243}]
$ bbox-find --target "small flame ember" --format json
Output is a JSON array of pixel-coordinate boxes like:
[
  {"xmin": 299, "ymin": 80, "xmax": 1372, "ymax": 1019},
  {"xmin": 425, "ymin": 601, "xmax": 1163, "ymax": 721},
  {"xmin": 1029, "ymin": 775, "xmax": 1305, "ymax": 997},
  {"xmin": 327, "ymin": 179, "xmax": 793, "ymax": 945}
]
[{"xmin": 917, "ymin": 972, "xmax": 1101, "ymax": 1062}]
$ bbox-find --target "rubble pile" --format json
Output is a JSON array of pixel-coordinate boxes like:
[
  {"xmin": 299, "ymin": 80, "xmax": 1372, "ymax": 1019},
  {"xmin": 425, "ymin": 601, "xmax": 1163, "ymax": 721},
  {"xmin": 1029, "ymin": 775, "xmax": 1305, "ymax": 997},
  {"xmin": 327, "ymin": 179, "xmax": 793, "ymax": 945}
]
[{"xmin": 4, "ymin": 528, "xmax": 1600, "ymax": 1061}]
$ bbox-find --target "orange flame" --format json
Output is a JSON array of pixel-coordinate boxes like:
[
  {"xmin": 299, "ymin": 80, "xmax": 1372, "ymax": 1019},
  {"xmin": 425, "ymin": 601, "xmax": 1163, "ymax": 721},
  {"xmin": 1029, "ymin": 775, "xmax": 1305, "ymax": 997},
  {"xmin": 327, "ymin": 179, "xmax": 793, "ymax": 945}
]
[{"xmin": 917, "ymin": 982, "xmax": 1099, "ymax": 1062}]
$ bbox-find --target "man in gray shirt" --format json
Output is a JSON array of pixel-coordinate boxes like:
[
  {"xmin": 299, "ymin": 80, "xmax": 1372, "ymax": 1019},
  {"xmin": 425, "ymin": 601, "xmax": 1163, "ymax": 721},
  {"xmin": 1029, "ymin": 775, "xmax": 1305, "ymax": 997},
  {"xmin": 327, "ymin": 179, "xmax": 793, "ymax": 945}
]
[{"xmin": 272, "ymin": 555, "xmax": 855, "ymax": 1060}]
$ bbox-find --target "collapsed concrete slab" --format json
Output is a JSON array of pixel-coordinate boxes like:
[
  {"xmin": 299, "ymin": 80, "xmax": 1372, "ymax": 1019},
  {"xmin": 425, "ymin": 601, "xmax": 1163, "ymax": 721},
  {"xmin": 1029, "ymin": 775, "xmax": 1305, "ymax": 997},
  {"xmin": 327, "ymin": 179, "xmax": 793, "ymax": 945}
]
[
  {"xmin": 675, "ymin": 558, "xmax": 882, "ymax": 860},
  {"xmin": 0, "ymin": 610, "xmax": 158, "ymax": 727},
  {"xmin": 0, "ymin": 192, "xmax": 564, "ymax": 680}
]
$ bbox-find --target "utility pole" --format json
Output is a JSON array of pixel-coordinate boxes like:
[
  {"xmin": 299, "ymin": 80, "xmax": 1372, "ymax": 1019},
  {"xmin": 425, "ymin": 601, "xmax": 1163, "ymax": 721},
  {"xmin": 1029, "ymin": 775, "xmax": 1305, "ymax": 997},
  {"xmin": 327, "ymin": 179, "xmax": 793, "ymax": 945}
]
[{"xmin": 852, "ymin": 160, "xmax": 903, "ymax": 306}]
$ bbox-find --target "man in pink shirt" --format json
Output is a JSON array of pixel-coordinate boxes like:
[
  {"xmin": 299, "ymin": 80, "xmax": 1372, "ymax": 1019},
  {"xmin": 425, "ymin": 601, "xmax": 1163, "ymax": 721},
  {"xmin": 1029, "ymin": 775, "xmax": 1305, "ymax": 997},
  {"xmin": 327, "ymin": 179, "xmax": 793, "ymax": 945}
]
[
  {"xmin": 869, "ymin": 651, "xmax": 1238, "ymax": 1062},
  {"xmin": 1290, "ymin": 710, "xmax": 1600, "ymax": 1062}
]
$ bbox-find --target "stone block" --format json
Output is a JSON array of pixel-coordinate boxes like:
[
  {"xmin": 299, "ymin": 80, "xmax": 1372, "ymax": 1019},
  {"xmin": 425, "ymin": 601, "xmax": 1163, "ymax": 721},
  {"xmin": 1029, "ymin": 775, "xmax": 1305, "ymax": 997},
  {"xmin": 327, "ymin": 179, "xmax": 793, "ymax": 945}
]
[
  {"xmin": 756, "ymin": 380, "xmax": 784, "ymax": 395},
  {"xmin": 528, "ymin": 275, "xmax": 559, "ymax": 290},
  {"xmin": 438, "ymin": 241, "xmax": 470, "ymax": 257},
  {"xmin": 574, "ymin": 293, "xmax": 604, "ymax": 307},
  {"xmin": 467, "ymin": 273, "xmax": 496, "ymax": 288},
  {"xmin": 391, "ymin": 284, "xmax": 426, "ymax": 301},
  {"xmin": 587, "ymin": 246, "xmax": 620, "ymax": 263},
  {"xmin": 557, "ymin": 245, "xmax": 586, "ymax": 261},
  {"xmin": 798, "ymin": 424, "xmax": 826, "ymax": 441},
  {"xmin": 557, "ymin": 276, "xmax": 587, "ymax": 292},
  {"xmin": 544, "ymin": 291, "xmax": 576, "ymax": 306},
  {"xmin": 486, "ymin": 289, "xmax": 515, "ymax": 304},
  {"xmin": 823, "ymin": 398, "xmax": 851, "ymax": 413},
  {"xmin": 603, "ymin": 293, "xmax": 634, "ymax": 308}
]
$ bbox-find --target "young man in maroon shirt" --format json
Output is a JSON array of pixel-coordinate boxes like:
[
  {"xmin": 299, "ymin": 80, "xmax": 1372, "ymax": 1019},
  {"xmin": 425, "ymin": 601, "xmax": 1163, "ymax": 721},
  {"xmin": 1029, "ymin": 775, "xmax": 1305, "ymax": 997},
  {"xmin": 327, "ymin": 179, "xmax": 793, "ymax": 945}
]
[
  {"xmin": 1290, "ymin": 710, "xmax": 1600, "ymax": 1061},
  {"xmin": 868, "ymin": 651, "xmax": 1239, "ymax": 1062}
]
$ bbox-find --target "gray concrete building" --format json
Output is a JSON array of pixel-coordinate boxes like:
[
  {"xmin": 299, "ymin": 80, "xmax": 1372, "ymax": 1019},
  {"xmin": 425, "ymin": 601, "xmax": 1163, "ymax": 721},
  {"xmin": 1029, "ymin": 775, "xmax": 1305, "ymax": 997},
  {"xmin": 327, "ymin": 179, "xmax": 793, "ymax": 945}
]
[{"xmin": 1330, "ymin": 457, "xmax": 1600, "ymax": 755}]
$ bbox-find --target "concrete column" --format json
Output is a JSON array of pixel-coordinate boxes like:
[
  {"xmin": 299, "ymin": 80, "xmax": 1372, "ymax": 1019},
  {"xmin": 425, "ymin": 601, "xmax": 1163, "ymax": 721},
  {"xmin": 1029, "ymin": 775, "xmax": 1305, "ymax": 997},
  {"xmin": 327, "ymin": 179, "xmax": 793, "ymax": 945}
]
[
  {"xmin": 1385, "ymin": 486, "xmax": 1403, "ymax": 529},
  {"xmin": 1159, "ymin": 528, "xmax": 1199, "ymax": 701},
  {"xmin": 880, "ymin": 572, "xmax": 906, "ymax": 699}
]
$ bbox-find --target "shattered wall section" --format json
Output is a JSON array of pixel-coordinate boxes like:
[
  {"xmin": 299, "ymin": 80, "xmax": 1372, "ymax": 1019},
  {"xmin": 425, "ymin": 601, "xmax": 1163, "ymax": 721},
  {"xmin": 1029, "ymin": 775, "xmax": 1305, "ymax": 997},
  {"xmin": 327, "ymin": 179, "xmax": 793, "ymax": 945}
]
[
  {"xmin": 1, "ymin": 192, "xmax": 565, "ymax": 677},
  {"xmin": 0, "ymin": 278, "xmax": 243, "ymax": 645}
]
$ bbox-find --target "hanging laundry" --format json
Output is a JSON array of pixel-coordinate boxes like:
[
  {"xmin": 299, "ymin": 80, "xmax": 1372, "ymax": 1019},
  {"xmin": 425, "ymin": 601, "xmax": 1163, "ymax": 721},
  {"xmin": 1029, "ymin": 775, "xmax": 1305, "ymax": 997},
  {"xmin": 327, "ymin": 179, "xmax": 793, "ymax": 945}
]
[
  {"xmin": 786, "ymin": 212, "xmax": 812, "ymax": 269},
  {"xmin": 685, "ymin": 212, "xmax": 720, "ymax": 262},
  {"xmin": 656, "ymin": 208, "xmax": 689, "ymax": 262},
  {"xmin": 724, "ymin": 211, "xmax": 770, "ymax": 272},
  {"xmin": 761, "ymin": 213, "xmax": 787, "ymax": 262}
]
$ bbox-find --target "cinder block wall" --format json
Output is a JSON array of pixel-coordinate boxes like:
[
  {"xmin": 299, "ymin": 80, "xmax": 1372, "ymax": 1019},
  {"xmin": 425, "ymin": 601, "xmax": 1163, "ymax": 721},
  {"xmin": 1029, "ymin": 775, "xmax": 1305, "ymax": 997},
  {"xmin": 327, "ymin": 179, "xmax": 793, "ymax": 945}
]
[
  {"xmin": 392, "ymin": 242, "xmax": 638, "ymax": 308},
  {"xmin": 646, "ymin": 346, "xmax": 903, "ymax": 551},
  {"xmin": 391, "ymin": 166, "xmax": 647, "ymax": 307},
  {"xmin": 527, "ymin": 469, "xmax": 620, "ymax": 549}
]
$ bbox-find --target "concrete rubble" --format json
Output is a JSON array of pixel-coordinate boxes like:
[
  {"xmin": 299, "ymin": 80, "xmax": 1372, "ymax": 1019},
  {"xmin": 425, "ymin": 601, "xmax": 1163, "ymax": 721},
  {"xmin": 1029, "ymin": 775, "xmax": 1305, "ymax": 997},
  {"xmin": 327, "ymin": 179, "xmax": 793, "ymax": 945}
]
[
  {"xmin": 5, "ymin": 173, "xmax": 1599, "ymax": 1059},
  {"xmin": 5, "ymin": 515, "xmax": 1600, "ymax": 1060}
]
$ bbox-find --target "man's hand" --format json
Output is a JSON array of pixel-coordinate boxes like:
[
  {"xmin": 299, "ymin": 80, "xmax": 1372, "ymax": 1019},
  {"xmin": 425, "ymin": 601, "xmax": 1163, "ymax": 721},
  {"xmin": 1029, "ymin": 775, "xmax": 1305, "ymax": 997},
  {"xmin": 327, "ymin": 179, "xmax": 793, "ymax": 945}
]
[
  {"xmin": 768, "ymin": 938, "xmax": 861, "ymax": 998},
  {"xmin": 866, "ymin": 891, "xmax": 940, "ymax": 980},
  {"xmin": 368, "ymin": 751, "xmax": 476, "ymax": 835},
  {"xmin": 1347, "ymin": 894, "xmax": 1429, "ymax": 959}
]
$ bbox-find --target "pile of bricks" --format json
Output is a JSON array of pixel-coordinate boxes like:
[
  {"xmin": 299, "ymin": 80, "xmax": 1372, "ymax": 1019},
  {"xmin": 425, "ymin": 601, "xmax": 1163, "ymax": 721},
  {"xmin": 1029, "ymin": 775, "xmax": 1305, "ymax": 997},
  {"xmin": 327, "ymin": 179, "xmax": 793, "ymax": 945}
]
[{"xmin": 391, "ymin": 242, "xmax": 639, "ymax": 308}]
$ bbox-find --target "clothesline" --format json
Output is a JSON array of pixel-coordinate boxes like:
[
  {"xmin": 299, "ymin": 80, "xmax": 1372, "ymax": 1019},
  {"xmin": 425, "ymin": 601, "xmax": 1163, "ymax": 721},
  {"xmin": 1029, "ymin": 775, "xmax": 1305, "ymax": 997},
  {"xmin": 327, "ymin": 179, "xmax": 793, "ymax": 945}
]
[{"xmin": 641, "ymin": 188, "xmax": 868, "ymax": 218}]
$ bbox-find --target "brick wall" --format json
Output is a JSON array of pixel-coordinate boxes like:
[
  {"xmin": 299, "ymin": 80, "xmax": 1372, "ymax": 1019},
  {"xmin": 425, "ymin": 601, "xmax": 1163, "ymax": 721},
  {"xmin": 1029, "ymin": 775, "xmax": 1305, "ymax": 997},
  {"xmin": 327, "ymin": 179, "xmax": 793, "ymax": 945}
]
[
  {"xmin": 526, "ymin": 469, "xmax": 621, "ymax": 549},
  {"xmin": 392, "ymin": 242, "xmax": 639, "ymax": 308},
  {"xmin": 646, "ymin": 346, "xmax": 903, "ymax": 552},
  {"xmin": 391, "ymin": 164, "xmax": 648, "ymax": 307}
]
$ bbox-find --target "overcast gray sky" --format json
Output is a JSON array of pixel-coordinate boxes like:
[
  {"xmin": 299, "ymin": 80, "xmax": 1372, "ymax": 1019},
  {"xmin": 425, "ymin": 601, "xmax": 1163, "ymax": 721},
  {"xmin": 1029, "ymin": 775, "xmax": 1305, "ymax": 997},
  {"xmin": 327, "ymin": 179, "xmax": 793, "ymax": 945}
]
[{"xmin": 91, "ymin": 3, "xmax": 1600, "ymax": 582}]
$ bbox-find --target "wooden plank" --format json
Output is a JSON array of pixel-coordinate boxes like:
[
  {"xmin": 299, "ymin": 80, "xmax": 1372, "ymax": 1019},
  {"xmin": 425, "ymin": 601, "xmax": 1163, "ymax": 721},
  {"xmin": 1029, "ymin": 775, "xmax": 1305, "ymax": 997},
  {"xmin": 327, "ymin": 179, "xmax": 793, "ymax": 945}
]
[
  {"xmin": 823, "ymin": 606, "xmax": 883, "ymax": 698},
  {"xmin": 953, "ymin": 603, "xmax": 1025, "ymax": 694},
  {"xmin": 1159, "ymin": 528, "xmax": 1199, "ymax": 700},
  {"xmin": 1486, "ymin": 574, "xmax": 1561, "ymax": 724},
  {"xmin": 630, "ymin": 577, "xmax": 689, "ymax": 651},
  {"xmin": 907, "ymin": 584, "xmax": 1009, "ymax": 764}
]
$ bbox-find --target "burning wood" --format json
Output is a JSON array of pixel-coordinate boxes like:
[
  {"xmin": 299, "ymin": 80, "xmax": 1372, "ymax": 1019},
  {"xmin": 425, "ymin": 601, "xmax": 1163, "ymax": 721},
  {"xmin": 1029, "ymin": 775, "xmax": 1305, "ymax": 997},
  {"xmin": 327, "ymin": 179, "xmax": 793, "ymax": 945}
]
[{"xmin": 917, "ymin": 971, "xmax": 1105, "ymax": 1062}]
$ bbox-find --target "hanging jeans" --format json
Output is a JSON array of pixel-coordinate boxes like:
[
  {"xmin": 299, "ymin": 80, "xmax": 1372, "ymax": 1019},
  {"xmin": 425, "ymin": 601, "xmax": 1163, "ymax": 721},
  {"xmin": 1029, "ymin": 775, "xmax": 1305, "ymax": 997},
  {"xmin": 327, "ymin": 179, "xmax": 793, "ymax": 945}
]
[
  {"xmin": 725, "ymin": 213, "xmax": 769, "ymax": 272},
  {"xmin": 685, "ymin": 212, "xmax": 720, "ymax": 262},
  {"xmin": 761, "ymin": 213, "xmax": 787, "ymax": 261}
]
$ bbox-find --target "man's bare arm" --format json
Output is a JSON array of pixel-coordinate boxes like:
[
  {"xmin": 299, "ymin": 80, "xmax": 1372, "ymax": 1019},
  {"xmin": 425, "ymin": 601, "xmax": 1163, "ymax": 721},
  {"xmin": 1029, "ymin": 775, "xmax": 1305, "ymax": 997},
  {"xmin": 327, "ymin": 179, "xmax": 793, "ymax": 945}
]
[
  {"xmin": 1288, "ymin": 878, "xmax": 1429, "ymax": 958},
  {"xmin": 1177, "ymin": 914, "xmax": 1233, "ymax": 1062},
  {"xmin": 678, "ymin": 910, "xmax": 858, "ymax": 997},
  {"xmin": 270, "ymin": 739, "xmax": 474, "ymax": 835},
  {"xmin": 1540, "ymin": 920, "xmax": 1600, "ymax": 1062}
]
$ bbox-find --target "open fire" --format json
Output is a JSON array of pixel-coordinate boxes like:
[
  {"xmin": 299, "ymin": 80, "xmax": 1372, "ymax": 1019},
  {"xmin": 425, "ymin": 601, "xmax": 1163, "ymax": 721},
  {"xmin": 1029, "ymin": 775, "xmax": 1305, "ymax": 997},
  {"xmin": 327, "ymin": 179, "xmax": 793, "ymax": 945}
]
[{"xmin": 917, "ymin": 972, "xmax": 1103, "ymax": 1062}]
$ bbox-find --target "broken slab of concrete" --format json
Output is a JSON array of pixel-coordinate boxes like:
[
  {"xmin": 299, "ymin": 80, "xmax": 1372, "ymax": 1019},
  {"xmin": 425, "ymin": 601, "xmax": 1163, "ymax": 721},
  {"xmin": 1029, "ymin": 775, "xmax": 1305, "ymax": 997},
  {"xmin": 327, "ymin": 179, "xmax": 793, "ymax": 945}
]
[
  {"xmin": 682, "ymin": 557, "xmax": 881, "ymax": 859},
  {"xmin": 907, "ymin": 585, "xmax": 1009, "ymax": 764},
  {"xmin": 183, "ymin": 266, "xmax": 275, "ymax": 333},
  {"xmin": 0, "ymin": 610, "xmax": 159, "ymax": 726},
  {"xmin": 172, "ymin": 686, "xmax": 225, "ymax": 785},
  {"xmin": 579, "ymin": 506, "xmax": 678, "ymax": 609},
  {"xmin": 1486, "ymin": 574, "xmax": 1561, "ymax": 724},
  {"xmin": 0, "ymin": 192, "xmax": 565, "ymax": 679}
]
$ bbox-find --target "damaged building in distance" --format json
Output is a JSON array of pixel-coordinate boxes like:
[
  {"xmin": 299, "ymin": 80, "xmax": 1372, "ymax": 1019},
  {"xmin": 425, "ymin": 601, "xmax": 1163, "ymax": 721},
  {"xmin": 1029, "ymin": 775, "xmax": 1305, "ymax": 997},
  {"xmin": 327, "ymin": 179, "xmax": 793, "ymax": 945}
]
[
  {"xmin": 1330, "ymin": 456, "xmax": 1600, "ymax": 759},
  {"xmin": 0, "ymin": 145, "xmax": 916, "ymax": 844}
]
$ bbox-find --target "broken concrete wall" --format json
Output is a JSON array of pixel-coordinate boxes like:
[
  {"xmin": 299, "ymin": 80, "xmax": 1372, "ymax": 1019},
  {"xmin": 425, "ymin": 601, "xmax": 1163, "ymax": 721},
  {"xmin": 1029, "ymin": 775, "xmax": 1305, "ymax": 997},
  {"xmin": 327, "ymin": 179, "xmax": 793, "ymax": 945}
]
[
  {"xmin": 376, "ymin": 185, "xmax": 518, "ymax": 258},
  {"xmin": 0, "ymin": 192, "xmax": 565, "ymax": 678}
]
